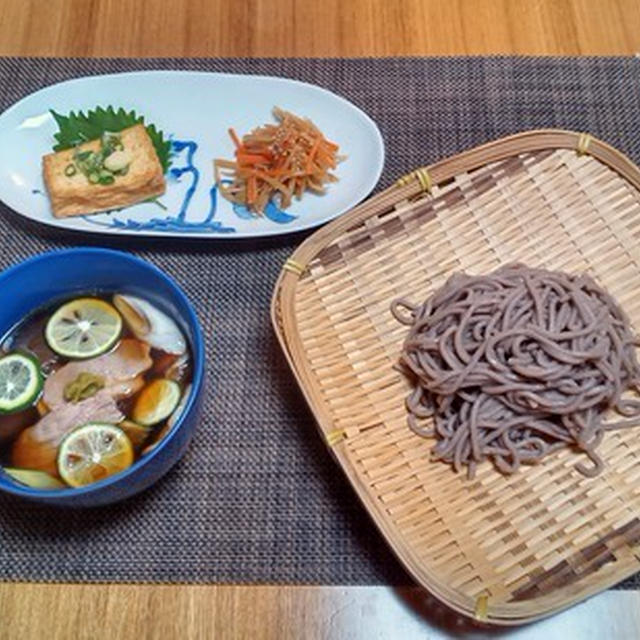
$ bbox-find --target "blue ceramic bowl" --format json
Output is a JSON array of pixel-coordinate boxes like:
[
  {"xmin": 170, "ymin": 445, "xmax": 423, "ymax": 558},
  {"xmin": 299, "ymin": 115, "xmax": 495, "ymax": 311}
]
[{"xmin": 0, "ymin": 248, "xmax": 205, "ymax": 507}]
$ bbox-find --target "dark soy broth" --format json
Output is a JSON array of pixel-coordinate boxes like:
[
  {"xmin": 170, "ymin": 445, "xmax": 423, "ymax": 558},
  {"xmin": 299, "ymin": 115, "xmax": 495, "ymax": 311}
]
[{"xmin": 0, "ymin": 292, "xmax": 192, "ymax": 489}]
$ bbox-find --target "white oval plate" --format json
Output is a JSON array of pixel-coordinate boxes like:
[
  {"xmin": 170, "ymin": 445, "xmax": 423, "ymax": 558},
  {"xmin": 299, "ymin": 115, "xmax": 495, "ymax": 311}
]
[{"xmin": 0, "ymin": 71, "xmax": 384, "ymax": 238}]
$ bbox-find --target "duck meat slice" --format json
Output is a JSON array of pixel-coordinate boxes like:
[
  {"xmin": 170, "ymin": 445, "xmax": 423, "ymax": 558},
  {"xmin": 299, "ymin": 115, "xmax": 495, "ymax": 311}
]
[{"xmin": 43, "ymin": 338, "xmax": 153, "ymax": 409}]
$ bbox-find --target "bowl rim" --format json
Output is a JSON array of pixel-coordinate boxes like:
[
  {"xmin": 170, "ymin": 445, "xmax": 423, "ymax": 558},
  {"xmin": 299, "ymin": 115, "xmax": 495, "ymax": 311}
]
[{"xmin": 0, "ymin": 247, "xmax": 205, "ymax": 501}]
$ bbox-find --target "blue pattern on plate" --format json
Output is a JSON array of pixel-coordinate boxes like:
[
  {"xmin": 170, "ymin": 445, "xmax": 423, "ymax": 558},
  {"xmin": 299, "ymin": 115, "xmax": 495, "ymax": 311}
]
[
  {"xmin": 97, "ymin": 184, "xmax": 235, "ymax": 233},
  {"xmin": 220, "ymin": 177, "xmax": 297, "ymax": 225},
  {"xmin": 168, "ymin": 139, "xmax": 199, "ymax": 222},
  {"xmin": 232, "ymin": 201, "xmax": 297, "ymax": 224}
]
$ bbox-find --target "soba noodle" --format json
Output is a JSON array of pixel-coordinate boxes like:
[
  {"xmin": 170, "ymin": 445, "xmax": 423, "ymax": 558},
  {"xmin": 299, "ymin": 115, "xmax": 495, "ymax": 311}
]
[{"xmin": 391, "ymin": 264, "xmax": 640, "ymax": 479}]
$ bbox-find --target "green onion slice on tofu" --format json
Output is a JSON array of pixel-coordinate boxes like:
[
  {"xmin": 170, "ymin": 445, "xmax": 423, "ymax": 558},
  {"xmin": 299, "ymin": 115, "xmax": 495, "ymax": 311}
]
[{"xmin": 69, "ymin": 132, "xmax": 128, "ymax": 186}]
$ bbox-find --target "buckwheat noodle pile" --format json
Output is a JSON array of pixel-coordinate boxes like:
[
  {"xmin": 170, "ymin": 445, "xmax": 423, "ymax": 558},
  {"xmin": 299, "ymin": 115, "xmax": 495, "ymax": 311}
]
[{"xmin": 391, "ymin": 264, "xmax": 640, "ymax": 479}]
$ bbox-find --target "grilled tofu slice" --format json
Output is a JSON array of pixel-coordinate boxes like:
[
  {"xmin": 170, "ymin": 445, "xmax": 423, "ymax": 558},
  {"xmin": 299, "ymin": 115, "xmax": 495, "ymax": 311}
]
[{"xmin": 43, "ymin": 124, "xmax": 166, "ymax": 218}]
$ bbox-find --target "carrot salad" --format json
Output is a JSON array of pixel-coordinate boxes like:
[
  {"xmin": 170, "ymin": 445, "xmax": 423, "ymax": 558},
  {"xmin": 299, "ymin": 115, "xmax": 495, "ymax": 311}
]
[{"xmin": 214, "ymin": 107, "xmax": 343, "ymax": 214}]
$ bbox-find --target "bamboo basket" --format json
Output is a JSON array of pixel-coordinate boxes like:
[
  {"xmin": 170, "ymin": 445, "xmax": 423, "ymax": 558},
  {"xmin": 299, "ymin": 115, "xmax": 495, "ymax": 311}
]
[{"xmin": 271, "ymin": 130, "xmax": 640, "ymax": 625}]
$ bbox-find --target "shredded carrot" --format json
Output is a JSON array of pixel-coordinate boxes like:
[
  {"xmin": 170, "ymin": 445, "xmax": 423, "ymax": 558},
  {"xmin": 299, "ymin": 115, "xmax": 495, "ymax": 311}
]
[
  {"xmin": 247, "ymin": 176, "xmax": 257, "ymax": 204},
  {"xmin": 236, "ymin": 152, "xmax": 272, "ymax": 165},
  {"xmin": 214, "ymin": 107, "xmax": 344, "ymax": 215}
]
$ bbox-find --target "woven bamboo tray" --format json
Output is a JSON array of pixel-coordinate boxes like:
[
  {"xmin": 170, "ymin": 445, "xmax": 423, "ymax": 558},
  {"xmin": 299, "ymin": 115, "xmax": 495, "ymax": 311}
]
[{"xmin": 271, "ymin": 130, "xmax": 640, "ymax": 625}]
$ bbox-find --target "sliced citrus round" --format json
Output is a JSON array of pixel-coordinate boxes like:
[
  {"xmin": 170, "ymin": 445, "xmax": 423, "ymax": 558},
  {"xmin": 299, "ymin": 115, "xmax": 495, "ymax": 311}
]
[
  {"xmin": 45, "ymin": 298, "xmax": 122, "ymax": 359},
  {"xmin": 118, "ymin": 419, "xmax": 152, "ymax": 449},
  {"xmin": 3, "ymin": 467, "xmax": 65, "ymax": 489},
  {"xmin": 57, "ymin": 423, "xmax": 134, "ymax": 488},
  {"xmin": 0, "ymin": 353, "xmax": 43, "ymax": 413},
  {"xmin": 132, "ymin": 379, "xmax": 181, "ymax": 427}
]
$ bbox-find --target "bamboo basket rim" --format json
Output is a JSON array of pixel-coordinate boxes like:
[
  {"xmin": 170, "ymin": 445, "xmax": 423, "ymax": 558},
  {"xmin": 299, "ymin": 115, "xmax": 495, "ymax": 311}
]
[{"xmin": 271, "ymin": 129, "xmax": 640, "ymax": 625}]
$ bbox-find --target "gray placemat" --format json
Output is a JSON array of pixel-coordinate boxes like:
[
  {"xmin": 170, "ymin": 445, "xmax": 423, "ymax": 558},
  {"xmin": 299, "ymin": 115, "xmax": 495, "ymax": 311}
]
[{"xmin": 0, "ymin": 56, "xmax": 639, "ymax": 588}]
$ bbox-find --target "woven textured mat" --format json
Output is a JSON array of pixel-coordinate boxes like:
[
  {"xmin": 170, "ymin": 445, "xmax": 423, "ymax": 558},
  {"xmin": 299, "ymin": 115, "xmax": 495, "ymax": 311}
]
[{"xmin": 0, "ymin": 57, "xmax": 639, "ymax": 586}]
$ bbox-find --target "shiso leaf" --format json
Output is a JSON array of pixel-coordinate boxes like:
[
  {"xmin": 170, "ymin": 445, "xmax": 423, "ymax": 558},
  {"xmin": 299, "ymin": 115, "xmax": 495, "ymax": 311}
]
[{"xmin": 50, "ymin": 106, "xmax": 172, "ymax": 173}]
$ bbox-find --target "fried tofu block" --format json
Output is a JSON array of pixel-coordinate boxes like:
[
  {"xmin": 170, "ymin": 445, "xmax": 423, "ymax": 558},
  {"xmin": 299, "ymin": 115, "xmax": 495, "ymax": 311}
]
[{"xmin": 42, "ymin": 124, "xmax": 166, "ymax": 218}]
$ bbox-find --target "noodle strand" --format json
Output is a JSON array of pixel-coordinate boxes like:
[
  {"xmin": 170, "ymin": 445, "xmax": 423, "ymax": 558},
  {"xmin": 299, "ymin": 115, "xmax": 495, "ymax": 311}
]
[{"xmin": 391, "ymin": 264, "xmax": 640, "ymax": 479}]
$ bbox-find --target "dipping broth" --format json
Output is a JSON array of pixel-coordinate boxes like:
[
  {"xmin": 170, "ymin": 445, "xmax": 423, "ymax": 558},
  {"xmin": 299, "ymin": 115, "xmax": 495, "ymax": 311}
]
[{"xmin": 0, "ymin": 293, "xmax": 192, "ymax": 490}]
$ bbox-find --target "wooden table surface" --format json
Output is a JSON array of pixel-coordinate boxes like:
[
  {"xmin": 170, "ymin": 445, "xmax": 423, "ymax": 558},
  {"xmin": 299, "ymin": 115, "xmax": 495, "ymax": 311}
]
[
  {"xmin": 1, "ymin": 0, "xmax": 640, "ymax": 57},
  {"xmin": 1, "ymin": 1, "xmax": 640, "ymax": 638}
]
